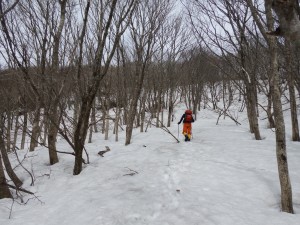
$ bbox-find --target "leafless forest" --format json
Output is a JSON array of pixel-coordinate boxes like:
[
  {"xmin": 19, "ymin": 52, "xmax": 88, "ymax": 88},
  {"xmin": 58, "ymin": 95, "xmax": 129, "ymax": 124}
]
[{"xmin": 0, "ymin": 0, "xmax": 299, "ymax": 213}]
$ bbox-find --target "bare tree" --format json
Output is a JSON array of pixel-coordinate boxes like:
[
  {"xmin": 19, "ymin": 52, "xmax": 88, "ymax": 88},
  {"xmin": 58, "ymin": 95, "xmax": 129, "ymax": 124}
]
[
  {"xmin": 72, "ymin": 0, "xmax": 136, "ymax": 175},
  {"xmin": 125, "ymin": 0, "xmax": 173, "ymax": 145},
  {"xmin": 186, "ymin": 0, "xmax": 262, "ymax": 139},
  {"xmin": 247, "ymin": 0, "xmax": 294, "ymax": 213}
]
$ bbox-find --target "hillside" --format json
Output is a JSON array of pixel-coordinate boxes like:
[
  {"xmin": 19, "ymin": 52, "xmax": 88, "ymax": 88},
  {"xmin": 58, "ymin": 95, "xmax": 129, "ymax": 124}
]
[{"xmin": 1, "ymin": 105, "xmax": 300, "ymax": 225}]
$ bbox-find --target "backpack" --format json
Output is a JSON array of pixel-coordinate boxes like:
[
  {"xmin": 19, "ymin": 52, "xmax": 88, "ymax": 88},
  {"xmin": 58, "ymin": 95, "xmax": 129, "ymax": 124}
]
[{"xmin": 185, "ymin": 110, "xmax": 193, "ymax": 122}]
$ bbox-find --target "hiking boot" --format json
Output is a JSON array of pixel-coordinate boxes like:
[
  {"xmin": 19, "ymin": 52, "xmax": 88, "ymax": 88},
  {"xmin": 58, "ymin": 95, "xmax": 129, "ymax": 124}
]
[{"xmin": 184, "ymin": 135, "xmax": 189, "ymax": 142}]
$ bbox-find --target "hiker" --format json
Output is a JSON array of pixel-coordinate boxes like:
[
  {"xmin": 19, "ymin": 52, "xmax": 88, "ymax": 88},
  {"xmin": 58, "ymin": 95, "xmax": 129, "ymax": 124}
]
[{"xmin": 178, "ymin": 109, "xmax": 194, "ymax": 141}]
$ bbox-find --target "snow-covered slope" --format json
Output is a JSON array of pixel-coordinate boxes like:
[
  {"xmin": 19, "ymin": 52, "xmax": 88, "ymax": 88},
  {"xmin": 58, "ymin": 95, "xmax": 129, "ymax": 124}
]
[{"xmin": 1, "ymin": 106, "xmax": 300, "ymax": 225}]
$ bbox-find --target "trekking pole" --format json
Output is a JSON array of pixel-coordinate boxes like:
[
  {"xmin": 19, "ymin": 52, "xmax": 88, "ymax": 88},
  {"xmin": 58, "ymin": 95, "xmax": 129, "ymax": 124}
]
[{"xmin": 177, "ymin": 124, "xmax": 179, "ymax": 139}]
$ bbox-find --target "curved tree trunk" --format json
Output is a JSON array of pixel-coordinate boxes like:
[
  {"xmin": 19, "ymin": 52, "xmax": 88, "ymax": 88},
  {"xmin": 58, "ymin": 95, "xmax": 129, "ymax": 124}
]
[{"xmin": 0, "ymin": 134, "xmax": 22, "ymax": 188}]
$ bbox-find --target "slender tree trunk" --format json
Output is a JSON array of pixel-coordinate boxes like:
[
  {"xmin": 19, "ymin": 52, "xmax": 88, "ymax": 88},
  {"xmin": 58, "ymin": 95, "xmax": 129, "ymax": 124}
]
[
  {"xmin": 42, "ymin": 112, "xmax": 48, "ymax": 146},
  {"xmin": 167, "ymin": 88, "xmax": 174, "ymax": 127},
  {"xmin": 140, "ymin": 91, "xmax": 147, "ymax": 132},
  {"xmin": 265, "ymin": 0, "xmax": 294, "ymax": 213},
  {"xmin": 285, "ymin": 40, "xmax": 300, "ymax": 141},
  {"xmin": 92, "ymin": 100, "xmax": 97, "ymax": 133},
  {"xmin": 249, "ymin": 84, "xmax": 261, "ymax": 140},
  {"xmin": 248, "ymin": 0, "xmax": 294, "ymax": 213},
  {"xmin": 20, "ymin": 111, "xmax": 28, "ymax": 150},
  {"xmin": 104, "ymin": 108, "xmax": 109, "ymax": 140},
  {"xmin": 115, "ymin": 107, "xmax": 121, "ymax": 142},
  {"xmin": 266, "ymin": 88, "xmax": 275, "ymax": 128},
  {"xmin": 6, "ymin": 111, "xmax": 11, "ymax": 152},
  {"xmin": 12, "ymin": 114, "xmax": 19, "ymax": 151},
  {"xmin": 29, "ymin": 104, "xmax": 41, "ymax": 152},
  {"xmin": 88, "ymin": 123, "xmax": 93, "ymax": 143},
  {"xmin": 270, "ymin": 40, "xmax": 294, "ymax": 213}
]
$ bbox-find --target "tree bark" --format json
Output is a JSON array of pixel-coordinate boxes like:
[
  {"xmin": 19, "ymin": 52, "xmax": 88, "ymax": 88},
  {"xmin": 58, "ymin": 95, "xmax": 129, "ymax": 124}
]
[
  {"xmin": 47, "ymin": 107, "xmax": 59, "ymax": 165},
  {"xmin": 285, "ymin": 39, "xmax": 300, "ymax": 141},
  {"xmin": 0, "ymin": 134, "xmax": 22, "ymax": 188},
  {"xmin": 29, "ymin": 103, "xmax": 41, "ymax": 152},
  {"xmin": 265, "ymin": 0, "xmax": 294, "ymax": 213},
  {"xmin": 20, "ymin": 111, "xmax": 28, "ymax": 150},
  {"xmin": 0, "ymin": 153, "xmax": 12, "ymax": 199}
]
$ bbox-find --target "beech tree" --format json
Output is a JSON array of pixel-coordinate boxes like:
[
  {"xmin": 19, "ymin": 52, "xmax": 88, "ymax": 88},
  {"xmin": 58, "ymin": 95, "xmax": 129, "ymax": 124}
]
[
  {"xmin": 72, "ymin": 0, "xmax": 136, "ymax": 175},
  {"xmin": 247, "ymin": 0, "xmax": 294, "ymax": 213}
]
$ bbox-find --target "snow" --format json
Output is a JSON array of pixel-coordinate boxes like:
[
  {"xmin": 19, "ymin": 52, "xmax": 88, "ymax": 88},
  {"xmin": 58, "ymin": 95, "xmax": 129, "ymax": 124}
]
[{"xmin": 1, "ymin": 105, "xmax": 300, "ymax": 225}]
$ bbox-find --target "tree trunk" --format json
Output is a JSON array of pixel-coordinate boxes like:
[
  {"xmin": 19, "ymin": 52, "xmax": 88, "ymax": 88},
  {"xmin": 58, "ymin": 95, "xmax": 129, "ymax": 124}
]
[
  {"xmin": 20, "ymin": 111, "xmax": 28, "ymax": 150},
  {"xmin": 29, "ymin": 104, "xmax": 41, "ymax": 152},
  {"xmin": 6, "ymin": 111, "xmax": 11, "ymax": 152},
  {"xmin": 167, "ymin": 88, "xmax": 174, "ymax": 127},
  {"xmin": 245, "ymin": 84, "xmax": 261, "ymax": 140},
  {"xmin": 73, "ymin": 95, "xmax": 94, "ymax": 175},
  {"xmin": 0, "ymin": 153, "xmax": 12, "ymax": 199},
  {"xmin": 0, "ymin": 134, "xmax": 22, "ymax": 188},
  {"xmin": 266, "ymin": 88, "xmax": 275, "ymax": 128},
  {"xmin": 114, "ymin": 107, "xmax": 121, "ymax": 142},
  {"xmin": 248, "ymin": 0, "xmax": 294, "ymax": 213},
  {"xmin": 265, "ymin": 0, "xmax": 294, "ymax": 213},
  {"xmin": 12, "ymin": 114, "xmax": 19, "ymax": 151},
  {"xmin": 249, "ymin": 85, "xmax": 261, "ymax": 140},
  {"xmin": 47, "ymin": 105, "xmax": 59, "ymax": 165},
  {"xmin": 270, "ymin": 40, "xmax": 294, "ymax": 213},
  {"xmin": 140, "ymin": 91, "xmax": 147, "ymax": 132},
  {"xmin": 125, "ymin": 98, "xmax": 138, "ymax": 145},
  {"xmin": 104, "ymin": 108, "xmax": 109, "ymax": 140},
  {"xmin": 285, "ymin": 40, "xmax": 300, "ymax": 141}
]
